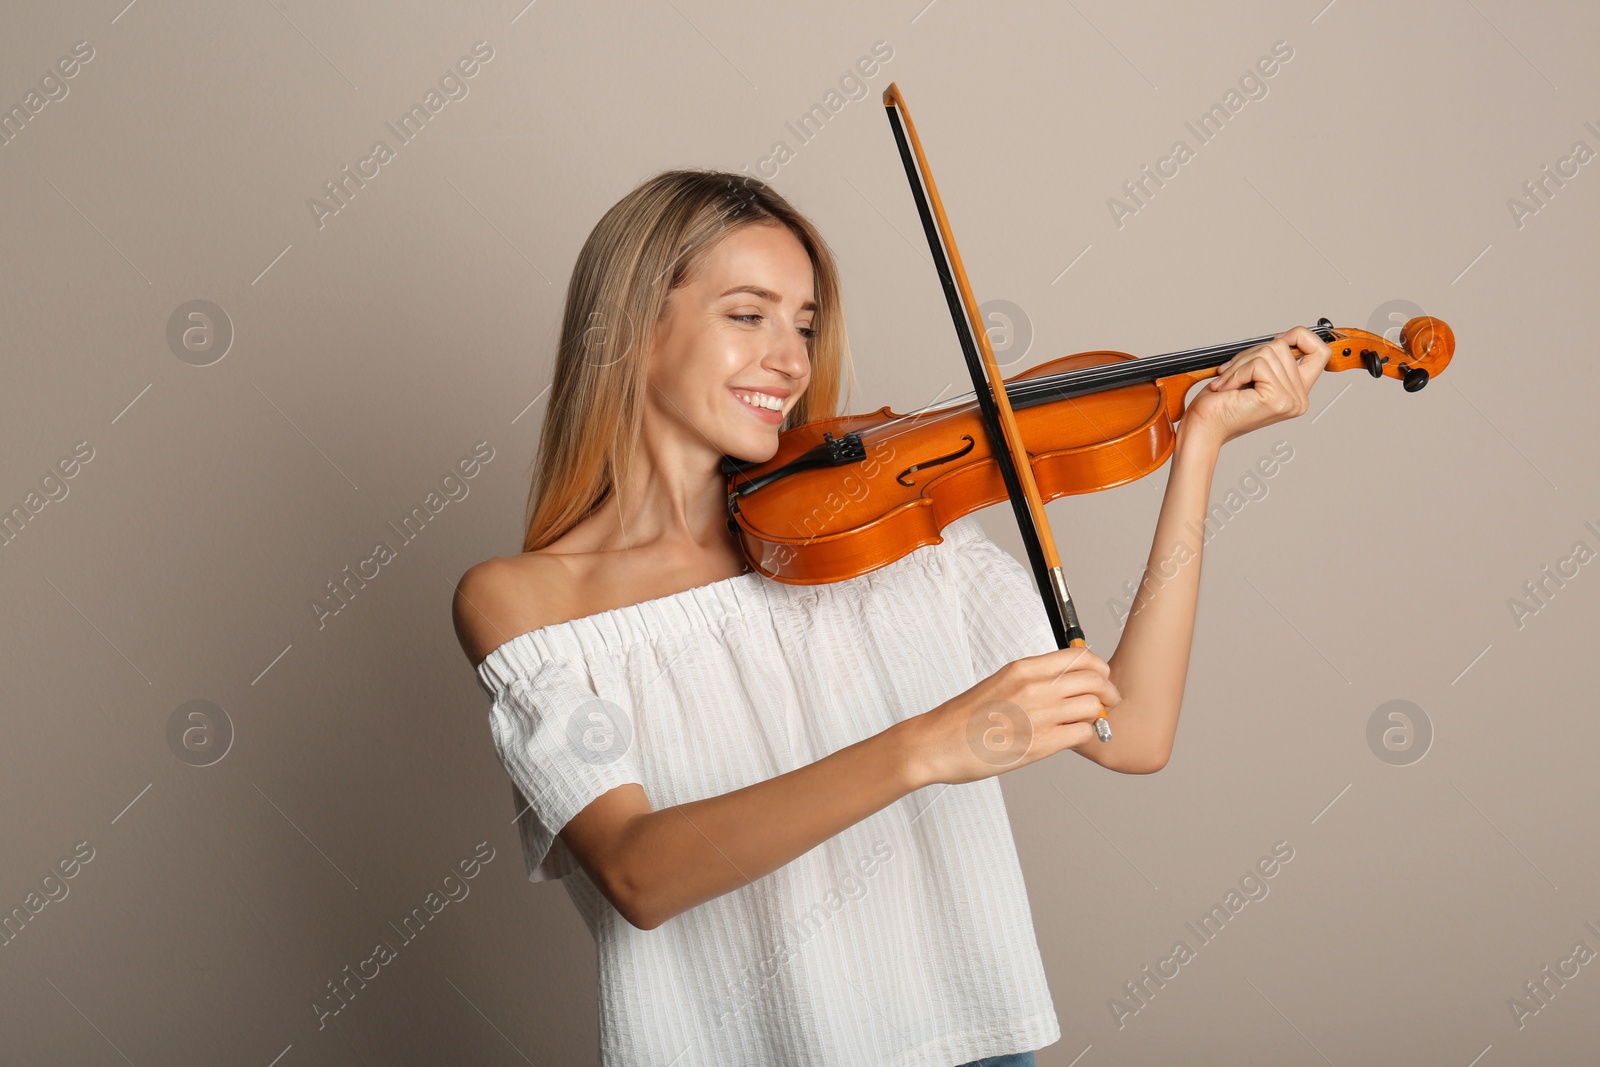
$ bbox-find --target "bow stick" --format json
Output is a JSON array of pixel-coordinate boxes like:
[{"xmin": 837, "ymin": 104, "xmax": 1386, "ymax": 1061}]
[{"xmin": 881, "ymin": 82, "xmax": 1112, "ymax": 743}]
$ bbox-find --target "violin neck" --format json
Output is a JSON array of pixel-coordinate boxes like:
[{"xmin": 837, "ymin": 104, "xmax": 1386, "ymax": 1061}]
[{"xmin": 1005, "ymin": 324, "xmax": 1337, "ymax": 410}]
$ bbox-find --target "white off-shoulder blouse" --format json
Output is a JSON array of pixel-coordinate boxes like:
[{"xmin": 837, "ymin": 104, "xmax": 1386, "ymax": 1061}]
[{"xmin": 474, "ymin": 514, "xmax": 1062, "ymax": 1066}]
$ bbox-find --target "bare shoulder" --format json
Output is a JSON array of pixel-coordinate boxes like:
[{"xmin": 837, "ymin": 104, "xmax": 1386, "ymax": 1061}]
[{"xmin": 452, "ymin": 550, "xmax": 579, "ymax": 667}]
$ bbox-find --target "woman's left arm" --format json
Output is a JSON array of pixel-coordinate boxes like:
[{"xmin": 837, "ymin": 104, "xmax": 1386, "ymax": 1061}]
[{"xmin": 1074, "ymin": 325, "xmax": 1332, "ymax": 774}]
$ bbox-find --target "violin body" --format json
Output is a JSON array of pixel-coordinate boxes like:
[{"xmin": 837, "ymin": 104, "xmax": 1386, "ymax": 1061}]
[
  {"xmin": 729, "ymin": 351, "xmax": 1173, "ymax": 583},
  {"xmin": 727, "ymin": 317, "xmax": 1455, "ymax": 583}
]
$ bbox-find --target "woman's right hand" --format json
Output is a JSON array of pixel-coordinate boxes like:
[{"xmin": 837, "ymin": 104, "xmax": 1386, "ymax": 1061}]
[{"xmin": 898, "ymin": 647, "xmax": 1123, "ymax": 788}]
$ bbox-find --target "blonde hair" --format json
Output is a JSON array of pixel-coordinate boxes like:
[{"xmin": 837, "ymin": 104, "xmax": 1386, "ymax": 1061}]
[{"xmin": 521, "ymin": 169, "xmax": 852, "ymax": 552}]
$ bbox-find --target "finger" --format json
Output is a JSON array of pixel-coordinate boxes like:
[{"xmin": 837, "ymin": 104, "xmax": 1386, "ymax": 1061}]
[
  {"xmin": 1074, "ymin": 657, "xmax": 1112, "ymax": 691},
  {"xmin": 1278, "ymin": 325, "xmax": 1326, "ymax": 358},
  {"xmin": 1259, "ymin": 343, "xmax": 1301, "ymax": 396},
  {"xmin": 1057, "ymin": 719, "xmax": 1104, "ymax": 754},
  {"xmin": 1034, "ymin": 691, "xmax": 1112, "ymax": 733},
  {"xmin": 1263, "ymin": 342, "xmax": 1301, "ymax": 399},
  {"xmin": 1071, "ymin": 671, "xmax": 1124, "ymax": 715},
  {"xmin": 1099, "ymin": 671, "xmax": 1122, "ymax": 706},
  {"xmin": 1279, "ymin": 325, "xmax": 1334, "ymax": 379},
  {"xmin": 1226, "ymin": 346, "xmax": 1283, "ymax": 395},
  {"xmin": 1253, "ymin": 350, "xmax": 1308, "ymax": 417},
  {"xmin": 1035, "ymin": 645, "xmax": 1109, "ymax": 680},
  {"xmin": 1041, "ymin": 661, "xmax": 1109, "ymax": 697},
  {"xmin": 1277, "ymin": 342, "xmax": 1314, "ymax": 410},
  {"xmin": 1053, "ymin": 692, "xmax": 1111, "ymax": 726},
  {"xmin": 1046, "ymin": 667, "xmax": 1122, "ymax": 710},
  {"xmin": 1264, "ymin": 338, "xmax": 1317, "ymax": 412},
  {"xmin": 1214, "ymin": 339, "xmax": 1279, "ymax": 390},
  {"xmin": 1211, "ymin": 348, "xmax": 1256, "ymax": 390},
  {"xmin": 1265, "ymin": 353, "xmax": 1308, "ymax": 417}
]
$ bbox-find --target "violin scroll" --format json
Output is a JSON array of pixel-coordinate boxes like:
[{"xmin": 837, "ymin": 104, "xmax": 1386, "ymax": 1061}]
[{"xmin": 1320, "ymin": 315, "xmax": 1455, "ymax": 392}]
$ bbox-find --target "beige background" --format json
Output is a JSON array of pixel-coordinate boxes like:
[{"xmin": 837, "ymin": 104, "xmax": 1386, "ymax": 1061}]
[{"xmin": 3, "ymin": 0, "xmax": 1597, "ymax": 1063}]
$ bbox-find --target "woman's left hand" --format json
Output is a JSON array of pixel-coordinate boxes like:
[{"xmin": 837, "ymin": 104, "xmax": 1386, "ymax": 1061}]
[{"xmin": 1181, "ymin": 325, "xmax": 1332, "ymax": 449}]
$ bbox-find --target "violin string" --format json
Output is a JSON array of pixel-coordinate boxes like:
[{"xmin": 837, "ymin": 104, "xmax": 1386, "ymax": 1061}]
[
  {"xmin": 858, "ymin": 342, "xmax": 1221, "ymax": 451},
  {"xmin": 863, "ymin": 332, "xmax": 1282, "ymax": 428},
  {"xmin": 1005, "ymin": 333, "xmax": 1283, "ymax": 403},
  {"xmin": 859, "ymin": 381, "xmax": 967, "ymax": 449},
  {"xmin": 1005, "ymin": 325, "xmax": 1349, "ymax": 404},
  {"xmin": 848, "ymin": 327, "xmax": 1342, "ymax": 451}
]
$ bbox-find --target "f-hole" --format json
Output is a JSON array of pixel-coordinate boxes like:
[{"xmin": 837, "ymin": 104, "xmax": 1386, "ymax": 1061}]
[{"xmin": 896, "ymin": 435, "xmax": 975, "ymax": 487}]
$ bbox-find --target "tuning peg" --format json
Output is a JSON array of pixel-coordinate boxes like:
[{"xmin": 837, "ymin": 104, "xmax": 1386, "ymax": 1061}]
[
  {"xmin": 1403, "ymin": 366, "xmax": 1429, "ymax": 392},
  {"xmin": 1361, "ymin": 349, "xmax": 1383, "ymax": 377}
]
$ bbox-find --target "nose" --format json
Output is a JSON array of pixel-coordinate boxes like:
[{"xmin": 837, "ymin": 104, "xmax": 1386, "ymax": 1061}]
[{"xmin": 764, "ymin": 318, "xmax": 810, "ymax": 380}]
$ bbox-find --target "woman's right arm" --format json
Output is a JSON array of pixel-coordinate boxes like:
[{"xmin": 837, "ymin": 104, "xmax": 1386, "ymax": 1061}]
[
  {"xmin": 565, "ymin": 726, "xmax": 919, "ymax": 930},
  {"xmin": 455, "ymin": 560, "xmax": 1119, "ymax": 931}
]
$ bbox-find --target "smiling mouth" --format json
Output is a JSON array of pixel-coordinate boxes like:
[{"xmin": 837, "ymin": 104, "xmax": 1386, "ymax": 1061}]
[{"xmin": 732, "ymin": 389, "xmax": 785, "ymax": 414}]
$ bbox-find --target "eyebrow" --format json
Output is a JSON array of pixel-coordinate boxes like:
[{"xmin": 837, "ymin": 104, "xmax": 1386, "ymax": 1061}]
[{"xmin": 719, "ymin": 285, "xmax": 817, "ymax": 313}]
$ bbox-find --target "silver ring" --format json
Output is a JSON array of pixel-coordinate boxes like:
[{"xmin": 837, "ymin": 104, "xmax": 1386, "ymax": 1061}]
[{"xmin": 1094, "ymin": 717, "xmax": 1113, "ymax": 743}]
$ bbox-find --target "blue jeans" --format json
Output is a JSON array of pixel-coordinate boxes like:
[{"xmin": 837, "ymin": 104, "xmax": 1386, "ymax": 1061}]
[{"xmin": 954, "ymin": 1054, "xmax": 1036, "ymax": 1067}]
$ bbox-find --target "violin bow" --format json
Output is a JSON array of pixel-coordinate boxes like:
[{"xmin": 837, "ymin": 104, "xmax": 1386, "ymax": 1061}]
[{"xmin": 882, "ymin": 82, "xmax": 1112, "ymax": 743}]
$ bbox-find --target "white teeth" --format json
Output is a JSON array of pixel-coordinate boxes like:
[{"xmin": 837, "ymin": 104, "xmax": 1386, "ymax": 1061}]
[{"xmin": 735, "ymin": 390, "xmax": 782, "ymax": 412}]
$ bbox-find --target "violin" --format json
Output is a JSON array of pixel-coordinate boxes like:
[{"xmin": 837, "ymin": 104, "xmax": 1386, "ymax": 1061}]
[
  {"xmin": 723, "ymin": 314, "xmax": 1454, "ymax": 585},
  {"xmin": 722, "ymin": 82, "xmax": 1456, "ymax": 742}
]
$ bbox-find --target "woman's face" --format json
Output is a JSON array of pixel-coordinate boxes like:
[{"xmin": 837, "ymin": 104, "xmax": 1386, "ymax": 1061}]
[{"xmin": 647, "ymin": 221, "xmax": 815, "ymax": 465}]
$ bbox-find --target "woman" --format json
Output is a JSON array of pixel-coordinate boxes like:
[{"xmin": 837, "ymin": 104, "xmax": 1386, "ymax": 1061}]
[{"xmin": 453, "ymin": 169, "xmax": 1329, "ymax": 1066}]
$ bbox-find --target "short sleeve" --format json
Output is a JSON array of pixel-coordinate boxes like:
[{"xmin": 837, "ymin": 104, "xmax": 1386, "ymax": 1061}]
[
  {"xmin": 942, "ymin": 515, "xmax": 1059, "ymax": 681},
  {"xmin": 486, "ymin": 659, "xmax": 644, "ymax": 883}
]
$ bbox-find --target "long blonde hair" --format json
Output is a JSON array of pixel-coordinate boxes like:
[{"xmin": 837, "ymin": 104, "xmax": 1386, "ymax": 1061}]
[{"xmin": 521, "ymin": 169, "xmax": 852, "ymax": 552}]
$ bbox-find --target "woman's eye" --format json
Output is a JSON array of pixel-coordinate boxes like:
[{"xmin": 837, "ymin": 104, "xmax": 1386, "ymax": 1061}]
[{"xmin": 733, "ymin": 313, "xmax": 816, "ymax": 340}]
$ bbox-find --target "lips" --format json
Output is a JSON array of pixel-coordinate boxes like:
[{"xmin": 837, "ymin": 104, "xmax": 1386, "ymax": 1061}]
[
  {"xmin": 731, "ymin": 388, "xmax": 785, "ymax": 423},
  {"xmin": 731, "ymin": 388, "xmax": 784, "ymax": 412}
]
